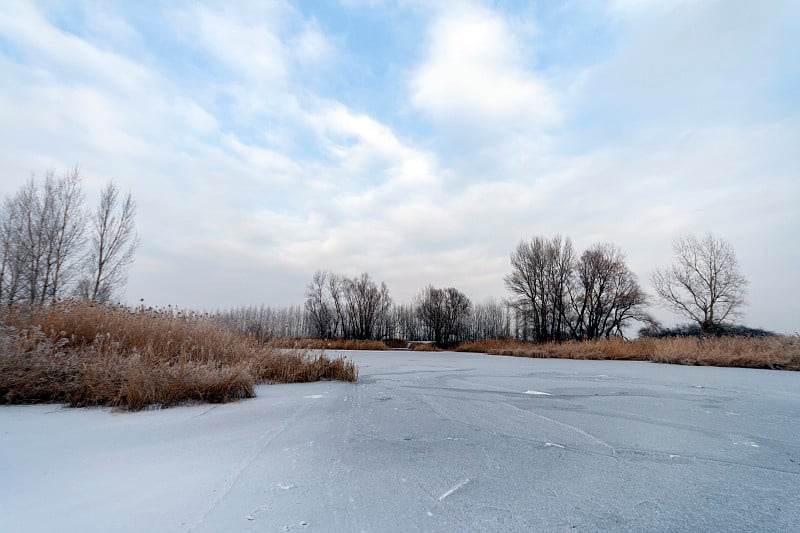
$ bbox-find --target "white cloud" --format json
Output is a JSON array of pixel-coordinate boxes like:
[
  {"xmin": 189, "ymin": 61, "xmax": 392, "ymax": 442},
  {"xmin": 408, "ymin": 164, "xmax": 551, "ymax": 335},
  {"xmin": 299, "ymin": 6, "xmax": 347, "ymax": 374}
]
[
  {"xmin": 410, "ymin": 5, "xmax": 560, "ymax": 134},
  {"xmin": 0, "ymin": 1, "xmax": 797, "ymax": 333}
]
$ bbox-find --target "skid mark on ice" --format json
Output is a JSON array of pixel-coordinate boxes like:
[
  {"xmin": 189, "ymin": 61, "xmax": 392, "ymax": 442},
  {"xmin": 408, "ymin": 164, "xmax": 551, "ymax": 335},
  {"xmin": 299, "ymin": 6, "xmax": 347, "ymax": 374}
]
[
  {"xmin": 504, "ymin": 402, "xmax": 616, "ymax": 454},
  {"xmin": 534, "ymin": 412, "xmax": 615, "ymax": 453},
  {"xmin": 438, "ymin": 478, "xmax": 470, "ymax": 501},
  {"xmin": 192, "ymin": 406, "xmax": 218, "ymax": 418}
]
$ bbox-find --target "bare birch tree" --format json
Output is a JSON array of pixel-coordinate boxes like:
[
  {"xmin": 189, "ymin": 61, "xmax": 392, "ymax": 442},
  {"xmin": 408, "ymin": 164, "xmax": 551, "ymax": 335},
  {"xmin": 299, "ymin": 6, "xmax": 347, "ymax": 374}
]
[
  {"xmin": 79, "ymin": 181, "xmax": 138, "ymax": 302},
  {"xmin": 651, "ymin": 233, "xmax": 747, "ymax": 334},
  {"xmin": 42, "ymin": 167, "xmax": 85, "ymax": 302}
]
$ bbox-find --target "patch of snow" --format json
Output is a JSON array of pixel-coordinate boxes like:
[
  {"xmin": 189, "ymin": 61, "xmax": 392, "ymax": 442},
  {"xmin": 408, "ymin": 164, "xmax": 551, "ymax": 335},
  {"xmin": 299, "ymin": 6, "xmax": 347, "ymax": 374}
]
[
  {"xmin": 304, "ymin": 395, "xmax": 324, "ymax": 399},
  {"xmin": 524, "ymin": 390, "xmax": 551, "ymax": 396},
  {"xmin": 544, "ymin": 442, "xmax": 565, "ymax": 449}
]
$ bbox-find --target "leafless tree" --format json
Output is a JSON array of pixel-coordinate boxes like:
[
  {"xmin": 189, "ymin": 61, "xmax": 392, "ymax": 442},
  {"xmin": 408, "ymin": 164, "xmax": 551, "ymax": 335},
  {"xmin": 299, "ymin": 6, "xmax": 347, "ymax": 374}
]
[
  {"xmin": 301, "ymin": 271, "xmax": 392, "ymax": 340},
  {"xmin": 344, "ymin": 273, "xmax": 391, "ymax": 340},
  {"xmin": 16, "ymin": 177, "xmax": 50, "ymax": 303},
  {"xmin": 327, "ymin": 272, "xmax": 347, "ymax": 338},
  {"xmin": 42, "ymin": 167, "xmax": 85, "ymax": 302},
  {"xmin": 79, "ymin": 181, "xmax": 139, "ymax": 302},
  {"xmin": 504, "ymin": 235, "xmax": 575, "ymax": 342},
  {"xmin": 0, "ymin": 169, "xmax": 86, "ymax": 304},
  {"xmin": 416, "ymin": 285, "xmax": 472, "ymax": 347},
  {"xmin": 305, "ymin": 270, "xmax": 335, "ymax": 338},
  {"xmin": 567, "ymin": 243, "xmax": 649, "ymax": 339},
  {"xmin": 394, "ymin": 303, "xmax": 422, "ymax": 341},
  {"xmin": 468, "ymin": 299, "xmax": 509, "ymax": 340},
  {"xmin": 0, "ymin": 197, "xmax": 25, "ymax": 304},
  {"xmin": 216, "ymin": 304, "xmax": 307, "ymax": 339},
  {"xmin": 651, "ymin": 233, "xmax": 748, "ymax": 334}
]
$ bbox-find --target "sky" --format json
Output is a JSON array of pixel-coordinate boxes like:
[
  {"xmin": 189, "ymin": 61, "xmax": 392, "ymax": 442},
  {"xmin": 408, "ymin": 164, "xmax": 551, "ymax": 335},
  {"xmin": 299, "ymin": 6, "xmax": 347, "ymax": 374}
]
[{"xmin": 0, "ymin": 0, "xmax": 798, "ymax": 333}]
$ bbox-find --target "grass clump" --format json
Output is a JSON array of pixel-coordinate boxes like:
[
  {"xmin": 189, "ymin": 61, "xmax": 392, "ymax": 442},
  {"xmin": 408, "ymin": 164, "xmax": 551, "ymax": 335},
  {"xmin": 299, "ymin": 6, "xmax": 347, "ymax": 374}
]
[
  {"xmin": 0, "ymin": 301, "xmax": 357, "ymax": 411},
  {"xmin": 455, "ymin": 336, "xmax": 800, "ymax": 371}
]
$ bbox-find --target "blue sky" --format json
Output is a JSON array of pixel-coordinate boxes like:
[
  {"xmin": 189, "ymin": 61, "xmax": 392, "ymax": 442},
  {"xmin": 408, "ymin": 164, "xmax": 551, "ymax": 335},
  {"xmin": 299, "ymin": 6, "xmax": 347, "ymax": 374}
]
[{"xmin": 1, "ymin": 0, "xmax": 798, "ymax": 332}]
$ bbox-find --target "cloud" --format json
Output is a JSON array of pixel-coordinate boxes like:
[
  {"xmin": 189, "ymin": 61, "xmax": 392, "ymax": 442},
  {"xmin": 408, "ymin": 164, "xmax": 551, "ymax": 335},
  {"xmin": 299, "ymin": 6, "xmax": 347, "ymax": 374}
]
[
  {"xmin": 410, "ymin": 5, "xmax": 560, "ymax": 135},
  {"xmin": 0, "ymin": 1, "xmax": 797, "ymax": 333}
]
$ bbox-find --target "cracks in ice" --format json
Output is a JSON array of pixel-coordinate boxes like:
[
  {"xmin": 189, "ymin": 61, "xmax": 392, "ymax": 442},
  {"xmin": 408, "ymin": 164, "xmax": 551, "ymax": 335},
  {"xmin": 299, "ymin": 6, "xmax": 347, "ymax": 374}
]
[{"xmin": 613, "ymin": 446, "xmax": 800, "ymax": 476}]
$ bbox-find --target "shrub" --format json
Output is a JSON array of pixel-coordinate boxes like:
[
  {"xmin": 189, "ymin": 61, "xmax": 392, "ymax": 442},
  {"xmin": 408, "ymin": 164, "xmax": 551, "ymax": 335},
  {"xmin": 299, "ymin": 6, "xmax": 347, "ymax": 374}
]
[
  {"xmin": 455, "ymin": 336, "xmax": 800, "ymax": 371},
  {"xmin": 0, "ymin": 301, "xmax": 357, "ymax": 410}
]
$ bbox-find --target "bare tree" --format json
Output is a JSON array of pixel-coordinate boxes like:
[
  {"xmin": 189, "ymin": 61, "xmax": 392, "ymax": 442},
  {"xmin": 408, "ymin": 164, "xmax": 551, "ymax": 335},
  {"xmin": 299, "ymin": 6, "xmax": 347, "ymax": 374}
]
[
  {"xmin": 327, "ymin": 272, "xmax": 347, "ymax": 338},
  {"xmin": 504, "ymin": 235, "xmax": 575, "ymax": 342},
  {"xmin": 344, "ymin": 273, "xmax": 391, "ymax": 340},
  {"xmin": 305, "ymin": 270, "xmax": 334, "ymax": 338},
  {"xmin": 651, "ymin": 233, "xmax": 747, "ymax": 334},
  {"xmin": 42, "ymin": 167, "xmax": 85, "ymax": 302},
  {"xmin": 469, "ymin": 299, "xmax": 509, "ymax": 341},
  {"xmin": 416, "ymin": 285, "xmax": 472, "ymax": 348},
  {"xmin": 567, "ymin": 243, "xmax": 649, "ymax": 339},
  {"xmin": 80, "ymin": 181, "xmax": 139, "ymax": 302},
  {"xmin": 16, "ymin": 177, "xmax": 51, "ymax": 303},
  {"xmin": 0, "ymin": 195, "xmax": 24, "ymax": 304}
]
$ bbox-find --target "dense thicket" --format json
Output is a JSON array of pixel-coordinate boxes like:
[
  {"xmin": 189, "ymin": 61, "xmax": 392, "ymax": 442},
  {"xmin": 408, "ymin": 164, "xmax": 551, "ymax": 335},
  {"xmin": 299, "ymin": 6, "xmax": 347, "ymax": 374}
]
[{"xmin": 639, "ymin": 322, "xmax": 776, "ymax": 338}]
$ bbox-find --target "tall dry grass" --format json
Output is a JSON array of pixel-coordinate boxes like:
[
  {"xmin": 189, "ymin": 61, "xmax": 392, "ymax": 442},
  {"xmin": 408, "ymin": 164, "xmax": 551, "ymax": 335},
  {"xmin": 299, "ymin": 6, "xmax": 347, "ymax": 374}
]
[
  {"xmin": 455, "ymin": 336, "xmax": 800, "ymax": 370},
  {"xmin": 269, "ymin": 338, "xmax": 388, "ymax": 351},
  {"xmin": 0, "ymin": 301, "xmax": 357, "ymax": 410}
]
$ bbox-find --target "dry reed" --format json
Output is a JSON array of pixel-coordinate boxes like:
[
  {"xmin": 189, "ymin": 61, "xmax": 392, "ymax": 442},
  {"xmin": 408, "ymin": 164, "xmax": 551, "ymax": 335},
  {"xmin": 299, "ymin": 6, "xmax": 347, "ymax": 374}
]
[
  {"xmin": 269, "ymin": 338, "xmax": 388, "ymax": 351},
  {"xmin": 455, "ymin": 336, "xmax": 800, "ymax": 371},
  {"xmin": 0, "ymin": 301, "xmax": 357, "ymax": 410}
]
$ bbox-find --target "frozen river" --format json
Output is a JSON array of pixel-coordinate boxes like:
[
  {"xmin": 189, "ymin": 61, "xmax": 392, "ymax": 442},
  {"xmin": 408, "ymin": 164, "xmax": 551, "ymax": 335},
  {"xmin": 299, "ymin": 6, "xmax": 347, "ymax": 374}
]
[{"xmin": 2, "ymin": 350, "xmax": 799, "ymax": 532}]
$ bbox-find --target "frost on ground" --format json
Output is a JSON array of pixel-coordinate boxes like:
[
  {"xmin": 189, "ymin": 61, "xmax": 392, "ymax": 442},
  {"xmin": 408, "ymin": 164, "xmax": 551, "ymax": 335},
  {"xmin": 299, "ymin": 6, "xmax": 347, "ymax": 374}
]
[{"xmin": 1, "ymin": 350, "xmax": 799, "ymax": 532}]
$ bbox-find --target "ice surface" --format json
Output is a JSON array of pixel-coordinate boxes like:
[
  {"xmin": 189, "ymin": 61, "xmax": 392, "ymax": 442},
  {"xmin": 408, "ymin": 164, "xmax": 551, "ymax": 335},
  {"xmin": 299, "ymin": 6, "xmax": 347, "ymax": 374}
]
[{"xmin": 1, "ymin": 351, "xmax": 799, "ymax": 532}]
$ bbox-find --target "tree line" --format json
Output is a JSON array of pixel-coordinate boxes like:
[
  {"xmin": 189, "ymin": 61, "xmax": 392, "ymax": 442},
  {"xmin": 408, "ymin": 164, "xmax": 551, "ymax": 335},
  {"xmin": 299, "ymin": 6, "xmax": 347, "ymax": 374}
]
[
  {"xmin": 217, "ymin": 236, "xmax": 651, "ymax": 347},
  {"xmin": 219, "ymin": 231, "xmax": 750, "ymax": 347},
  {"xmin": 0, "ymin": 167, "xmax": 138, "ymax": 305}
]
